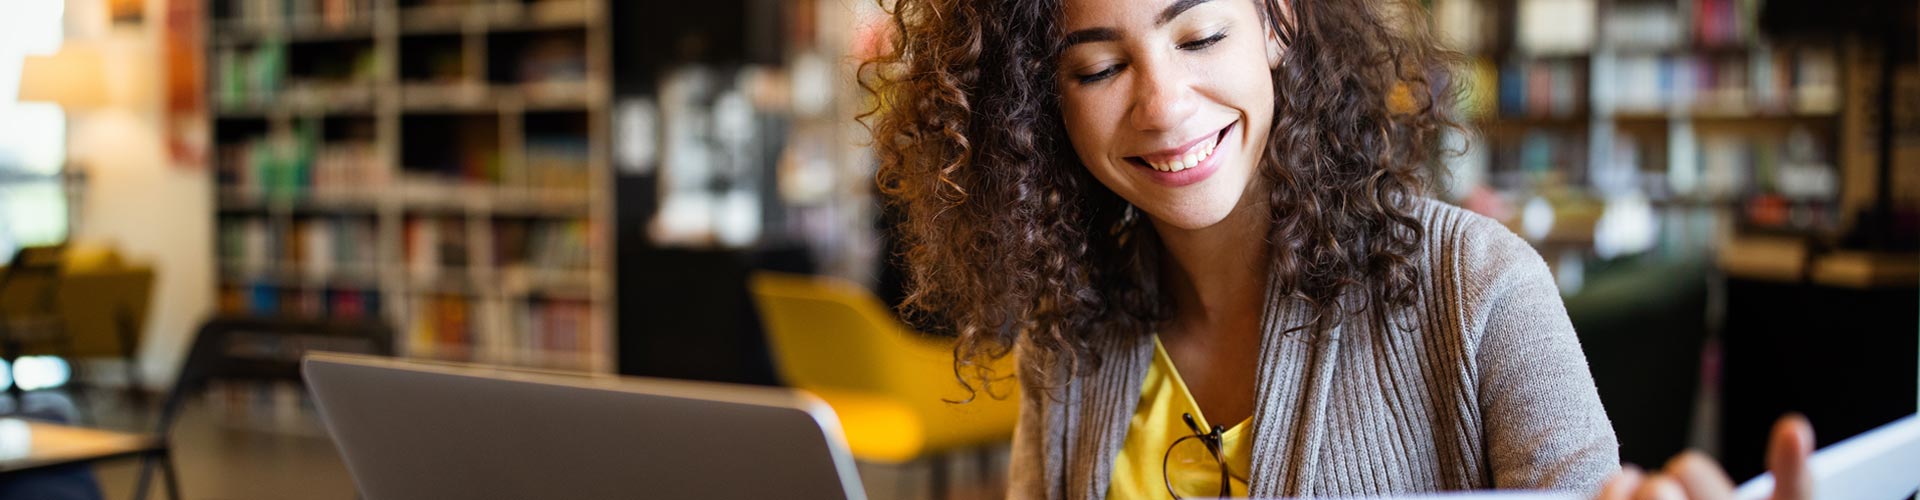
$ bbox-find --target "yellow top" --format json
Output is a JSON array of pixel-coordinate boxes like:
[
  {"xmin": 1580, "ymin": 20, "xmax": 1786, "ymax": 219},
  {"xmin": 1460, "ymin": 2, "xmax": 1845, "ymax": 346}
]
[{"xmin": 1109, "ymin": 335, "xmax": 1254, "ymax": 499}]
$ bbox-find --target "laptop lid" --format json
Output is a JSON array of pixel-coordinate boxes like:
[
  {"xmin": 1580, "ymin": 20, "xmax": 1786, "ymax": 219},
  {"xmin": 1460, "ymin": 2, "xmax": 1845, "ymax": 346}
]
[{"xmin": 303, "ymin": 352, "xmax": 866, "ymax": 500}]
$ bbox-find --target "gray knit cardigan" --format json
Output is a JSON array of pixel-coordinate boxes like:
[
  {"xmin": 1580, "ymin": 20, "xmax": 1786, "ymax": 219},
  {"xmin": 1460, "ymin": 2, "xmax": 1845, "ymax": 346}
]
[{"xmin": 1006, "ymin": 199, "xmax": 1619, "ymax": 499}]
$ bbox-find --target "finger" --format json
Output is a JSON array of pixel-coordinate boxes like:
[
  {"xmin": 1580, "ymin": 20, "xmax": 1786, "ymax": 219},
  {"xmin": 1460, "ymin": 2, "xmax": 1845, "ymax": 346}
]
[
  {"xmin": 1664, "ymin": 451, "xmax": 1735, "ymax": 499},
  {"xmin": 1597, "ymin": 465, "xmax": 1645, "ymax": 500},
  {"xmin": 1631, "ymin": 474, "xmax": 1687, "ymax": 500},
  {"xmin": 1767, "ymin": 413, "xmax": 1816, "ymax": 500}
]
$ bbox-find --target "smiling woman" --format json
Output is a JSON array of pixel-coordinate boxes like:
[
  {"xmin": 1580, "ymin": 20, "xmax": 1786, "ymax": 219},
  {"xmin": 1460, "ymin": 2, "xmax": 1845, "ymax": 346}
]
[
  {"xmin": 865, "ymin": 0, "xmax": 1455, "ymax": 401},
  {"xmin": 861, "ymin": 0, "xmax": 1617, "ymax": 498}
]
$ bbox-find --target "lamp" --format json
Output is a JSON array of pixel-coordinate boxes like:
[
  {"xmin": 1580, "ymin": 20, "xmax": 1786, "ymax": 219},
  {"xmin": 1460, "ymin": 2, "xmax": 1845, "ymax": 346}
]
[
  {"xmin": 18, "ymin": 45, "xmax": 108, "ymax": 109},
  {"xmin": 16, "ymin": 42, "xmax": 109, "ymax": 241}
]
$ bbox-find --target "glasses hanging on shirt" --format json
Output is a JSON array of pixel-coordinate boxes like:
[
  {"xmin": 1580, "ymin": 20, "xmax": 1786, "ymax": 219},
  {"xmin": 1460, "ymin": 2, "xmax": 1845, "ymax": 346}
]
[{"xmin": 1163, "ymin": 412, "xmax": 1233, "ymax": 499}]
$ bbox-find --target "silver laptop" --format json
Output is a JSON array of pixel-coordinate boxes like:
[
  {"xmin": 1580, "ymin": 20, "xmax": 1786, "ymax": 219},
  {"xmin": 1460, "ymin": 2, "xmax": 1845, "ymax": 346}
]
[{"xmin": 302, "ymin": 352, "xmax": 867, "ymax": 500}]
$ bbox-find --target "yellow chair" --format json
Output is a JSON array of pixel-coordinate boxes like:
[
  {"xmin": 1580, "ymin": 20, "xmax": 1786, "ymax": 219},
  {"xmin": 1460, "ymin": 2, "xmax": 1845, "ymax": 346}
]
[
  {"xmin": 0, "ymin": 244, "xmax": 156, "ymax": 390},
  {"xmin": 749, "ymin": 272, "xmax": 1019, "ymax": 494}
]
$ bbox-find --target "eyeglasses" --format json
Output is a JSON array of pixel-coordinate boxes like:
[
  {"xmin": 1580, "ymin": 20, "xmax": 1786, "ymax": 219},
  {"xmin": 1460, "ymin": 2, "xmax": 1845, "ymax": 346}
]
[{"xmin": 1162, "ymin": 412, "xmax": 1234, "ymax": 499}]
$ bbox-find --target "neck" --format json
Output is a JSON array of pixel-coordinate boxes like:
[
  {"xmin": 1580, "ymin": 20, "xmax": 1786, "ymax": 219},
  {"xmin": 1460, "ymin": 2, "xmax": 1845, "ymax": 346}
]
[{"xmin": 1151, "ymin": 197, "xmax": 1272, "ymax": 339}]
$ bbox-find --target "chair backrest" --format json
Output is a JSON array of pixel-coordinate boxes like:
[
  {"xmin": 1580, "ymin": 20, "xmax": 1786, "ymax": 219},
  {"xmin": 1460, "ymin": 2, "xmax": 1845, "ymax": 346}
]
[
  {"xmin": 158, "ymin": 315, "xmax": 395, "ymax": 435},
  {"xmin": 0, "ymin": 245, "xmax": 68, "ymax": 316},
  {"xmin": 748, "ymin": 272, "xmax": 926, "ymax": 393}
]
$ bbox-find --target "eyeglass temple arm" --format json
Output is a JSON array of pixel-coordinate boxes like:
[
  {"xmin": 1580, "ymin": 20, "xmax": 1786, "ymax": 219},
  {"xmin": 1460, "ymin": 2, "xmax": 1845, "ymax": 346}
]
[{"xmin": 1180, "ymin": 413, "xmax": 1232, "ymax": 497}]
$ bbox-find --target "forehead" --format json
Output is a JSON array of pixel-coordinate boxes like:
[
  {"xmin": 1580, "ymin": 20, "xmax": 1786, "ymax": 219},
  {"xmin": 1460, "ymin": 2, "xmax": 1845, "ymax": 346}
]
[{"xmin": 1059, "ymin": 0, "xmax": 1235, "ymax": 28}]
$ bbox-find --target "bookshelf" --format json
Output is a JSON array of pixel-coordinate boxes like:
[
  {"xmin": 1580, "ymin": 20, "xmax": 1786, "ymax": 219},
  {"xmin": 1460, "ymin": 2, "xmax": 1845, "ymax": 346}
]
[
  {"xmin": 1436, "ymin": 0, "xmax": 1856, "ymax": 251},
  {"xmin": 206, "ymin": 0, "xmax": 613, "ymax": 373}
]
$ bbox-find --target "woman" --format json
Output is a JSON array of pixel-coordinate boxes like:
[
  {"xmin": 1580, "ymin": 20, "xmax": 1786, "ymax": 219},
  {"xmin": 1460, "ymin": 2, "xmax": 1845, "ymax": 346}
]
[{"xmin": 862, "ymin": 0, "xmax": 1813, "ymax": 498}]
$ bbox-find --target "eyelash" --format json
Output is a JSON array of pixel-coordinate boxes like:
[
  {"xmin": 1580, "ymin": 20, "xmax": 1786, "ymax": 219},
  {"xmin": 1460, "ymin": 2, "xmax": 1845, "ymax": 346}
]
[
  {"xmin": 1179, "ymin": 31, "xmax": 1228, "ymax": 51},
  {"xmin": 1074, "ymin": 30, "xmax": 1229, "ymax": 85}
]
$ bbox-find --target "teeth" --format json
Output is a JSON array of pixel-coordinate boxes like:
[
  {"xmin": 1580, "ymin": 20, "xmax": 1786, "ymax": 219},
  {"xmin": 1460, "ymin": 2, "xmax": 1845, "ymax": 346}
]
[{"xmin": 1146, "ymin": 134, "xmax": 1219, "ymax": 173}]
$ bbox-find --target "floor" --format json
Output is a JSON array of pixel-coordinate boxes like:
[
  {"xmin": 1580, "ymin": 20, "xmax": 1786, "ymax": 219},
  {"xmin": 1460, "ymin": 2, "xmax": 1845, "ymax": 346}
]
[{"xmin": 13, "ymin": 387, "xmax": 1008, "ymax": 500}]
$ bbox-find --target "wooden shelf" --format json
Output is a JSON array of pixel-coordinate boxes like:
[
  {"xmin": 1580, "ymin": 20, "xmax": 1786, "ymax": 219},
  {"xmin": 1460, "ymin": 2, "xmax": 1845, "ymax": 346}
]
[
  {"xmin": 209, "ymin": 0, "xmax": 614, "ymax": 373},
  {"xmin": 220, "ymin": 265, "xmax": 385, "ymax": 290},
  {"xmin": 218, "ymin": 189, "xmax": 387, "ymax": 213},
  {"xmin": 398, "ymin": 1, "xmax": 594, "ymax": 35},
  {"xmin": 215, "ymin": 17, "xmax": 377, "ymax": 45},
  {"xmin": 392, "ymin": 182, "xmax": 592, "ymax": 216},
  {"xmin": 1717, "ymin": 236, "xmax": 1919, "ymax": 288},
  {"xmin": 395, "ymin": 82, "xmax": 604, "ymax": 112}
]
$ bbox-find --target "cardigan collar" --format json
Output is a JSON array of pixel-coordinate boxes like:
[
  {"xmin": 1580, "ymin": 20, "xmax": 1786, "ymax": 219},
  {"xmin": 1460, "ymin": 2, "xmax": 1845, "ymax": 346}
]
[{"xmin": 1056, "ymin": 271, "xmax": 1349, "ymax": 499}]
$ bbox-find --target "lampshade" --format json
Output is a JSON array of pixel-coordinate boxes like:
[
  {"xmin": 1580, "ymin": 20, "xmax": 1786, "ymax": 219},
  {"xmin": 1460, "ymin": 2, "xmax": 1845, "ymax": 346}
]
[{"xmin": 18, "ymin": 44, "xmax": 108, "ymax": 110}]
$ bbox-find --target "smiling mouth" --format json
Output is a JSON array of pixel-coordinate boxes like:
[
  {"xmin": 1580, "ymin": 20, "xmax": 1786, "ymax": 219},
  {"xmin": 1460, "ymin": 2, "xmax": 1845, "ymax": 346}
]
[{"xmin": 1126, "ymin": 124, "xmax": 1234, "ymax": 173}]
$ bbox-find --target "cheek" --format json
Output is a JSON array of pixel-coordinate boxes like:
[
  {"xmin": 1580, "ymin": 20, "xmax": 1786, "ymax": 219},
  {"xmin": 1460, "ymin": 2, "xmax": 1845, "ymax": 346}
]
[
  {"xmin": 1059, "ymin": 92, "xmax": 1118, "ymax": 169},
  {"xmin": 1229, "ymin": 66, "xmax": 1276, "ymax": 145}
]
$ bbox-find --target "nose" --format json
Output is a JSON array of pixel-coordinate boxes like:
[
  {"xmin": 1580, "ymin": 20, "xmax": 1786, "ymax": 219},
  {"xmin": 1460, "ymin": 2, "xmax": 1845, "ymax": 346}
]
[{"xmin": 1127, "ymin": 57, "xmax": 1197, "ymax": 133}]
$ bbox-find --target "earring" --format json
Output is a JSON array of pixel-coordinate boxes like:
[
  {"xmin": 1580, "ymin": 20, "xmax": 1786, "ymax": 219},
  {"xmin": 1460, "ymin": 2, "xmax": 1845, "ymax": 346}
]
[{"xmin": 1109, "ymin": 203, "xmax": 1140, "ymax": 242}]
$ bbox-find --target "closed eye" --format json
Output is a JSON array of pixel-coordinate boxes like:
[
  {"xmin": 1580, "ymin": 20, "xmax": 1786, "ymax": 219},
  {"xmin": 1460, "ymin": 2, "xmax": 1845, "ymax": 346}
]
[
  {"xmin": 1077, "ymin": 64, "xmax": 1126, "ymax": 84},
  {"xmin": 1178, "ymin": 31, "xmax": 1227, "ymax": 51}
]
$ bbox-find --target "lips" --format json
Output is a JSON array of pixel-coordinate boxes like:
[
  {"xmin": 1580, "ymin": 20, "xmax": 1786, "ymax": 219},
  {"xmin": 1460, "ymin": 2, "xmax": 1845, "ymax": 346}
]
[
  {"xmin": 1126, "ymin": 122, "xmax": 1236, "ymax": 188},
  {"xmin": 1127, "ymin": 125, "xmax": 1233, "ymax": 173}
]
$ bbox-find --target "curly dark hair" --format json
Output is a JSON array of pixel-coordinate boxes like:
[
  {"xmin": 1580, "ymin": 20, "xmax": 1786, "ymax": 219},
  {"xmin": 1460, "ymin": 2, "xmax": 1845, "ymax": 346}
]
[{"xmin": 862, "ymin": 0, "xmax": 1461, "ymax": 397}]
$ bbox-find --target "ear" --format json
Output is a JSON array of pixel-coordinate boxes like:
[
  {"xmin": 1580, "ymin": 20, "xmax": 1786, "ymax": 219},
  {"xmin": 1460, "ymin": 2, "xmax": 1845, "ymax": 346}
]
[
  {"xmin": 1264, "ymin": 0, "xmax": 1289, "ymax": 69},
  {"xmin": 1266, "ymin": 32, "xmax": 1284, "ymax": 69}
]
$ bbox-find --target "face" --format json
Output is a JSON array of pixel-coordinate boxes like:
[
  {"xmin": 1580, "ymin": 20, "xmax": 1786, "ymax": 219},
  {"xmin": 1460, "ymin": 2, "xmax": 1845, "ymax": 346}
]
[{"xmin": 1056, "ymin": 0, "xmax": 1282, "ymax": 231}]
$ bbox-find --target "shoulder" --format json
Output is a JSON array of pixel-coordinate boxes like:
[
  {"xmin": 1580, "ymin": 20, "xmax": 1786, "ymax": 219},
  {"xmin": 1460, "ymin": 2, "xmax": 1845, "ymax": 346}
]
[
  {"xmin": 1409, "ymin": 197, "xmax": 1552, "ymax": 292},
  {"xmin": 1409, "ymin": 198, "xmax": 1542, "ymax": 272},
  {"xmin": 1405, "ymin": 198, "xmax": 1560, "ymax": 340}
]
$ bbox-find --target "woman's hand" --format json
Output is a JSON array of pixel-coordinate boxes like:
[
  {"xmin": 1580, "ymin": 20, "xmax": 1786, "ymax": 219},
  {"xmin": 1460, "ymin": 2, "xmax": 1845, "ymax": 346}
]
[{"xmin": 1596, "ymin": 414, "xmax": 1815, "ymax": 500}]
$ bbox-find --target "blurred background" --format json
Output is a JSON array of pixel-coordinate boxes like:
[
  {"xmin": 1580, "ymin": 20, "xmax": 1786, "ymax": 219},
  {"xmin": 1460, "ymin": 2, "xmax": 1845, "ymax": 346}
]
[{"xmin": 0, "ymin": 0, "xmax": 1912, "ymax": 498}]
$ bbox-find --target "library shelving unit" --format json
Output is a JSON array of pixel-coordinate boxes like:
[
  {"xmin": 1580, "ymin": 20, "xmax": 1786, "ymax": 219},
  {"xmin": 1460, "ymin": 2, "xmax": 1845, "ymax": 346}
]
[
  {"xmin": 206, "ymin": 0, "xmax": 614, "ymax": 373},
  {"xmin": 1435, "ymin": 0, "xmax": 1920, "ymax": 483},
  {"xmin": 1436, "ymin": 0, "xmax": 1857, "ymax": 254}
]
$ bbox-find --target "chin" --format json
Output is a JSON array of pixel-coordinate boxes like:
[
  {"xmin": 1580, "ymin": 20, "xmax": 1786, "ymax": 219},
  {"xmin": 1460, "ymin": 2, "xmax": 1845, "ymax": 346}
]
[{"xmin": 1137, "ymin": 180, "xmax": 1259, "ymax": 232}]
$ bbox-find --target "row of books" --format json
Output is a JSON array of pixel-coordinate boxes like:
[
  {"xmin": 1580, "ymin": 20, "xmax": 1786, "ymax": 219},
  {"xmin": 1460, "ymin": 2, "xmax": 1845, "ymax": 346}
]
[
  {"xmin": 403, "ymin": 216, "xmax": 594, "ymax": 281},
  {"xmin": 510, "ymin": 298, "xmax": 592, "ymax": 354},
  {"xmin": 1445, "ymin": 0, "xmax": 1763, "ymax": 56},
  {"xmin": 1599, "ymin": 0, "xmax": 1758, "ymax": 52},
  {"xmin": 406, "ymin": 295, "xmax": 595, "ymax": 361},
  {"xmin": 1486, "ymin": 130, "xmax": 1591, "ymax": 183},
  {"xmin": 221, "ymin": 216, "xmax": 381, "ymax": 281},
  {"xmin": 405, "ymin": 216, "xmax": 470, "ymax": 280},
  {"xmin": 409, "ymin": 294, "xmax": 475, "ymax": 356},
  {"xmin": 494, "ymin": 218, "xmax": 593, "ymax": 270},
  {"xmin": 1476, "ymin": 125, "xmax": 1840, "ymax": 209},
  {"xmin": 1605, "ymin": 2, "xmax": 1684, "ymax": 52},
  {"xmin": 399, "ymin": 136, "xmax": 588, "ymax": 190},
  {"xmin": 1516, "ymin": 0, "xmax": 1596, "ymax": 55},
  {"xmin": 216, "ymin": 43, "xmax": 381, "ymax": 109},
  {"xmin": 220, "ymin": 135, "xmax": 388, "ymax": 196},
  {"xmin": 1692, "ymin": 0, "xmax": 1758, "ymax": 48},
  {"xmin": 1608, "ymin": 47, "xmax": 1840, "ymax": 115},
  {"xmin": 1484, "ymin": 57, "xmax": 1587, "ymax": 119},
  {"xmin": 524, "ymin": 136, "xmax": 592, "ymax": 191},
  {"xmin": 1688, "ymin": 129, "xmax": 1838, "ymax": 201},
  {"xmin": 1741, "ymin": 195, "xmax": 1840, "ymax": 234},
  {"xmin": 216, "ymin": 43, "xmax": 286, "ymax": 109},
  {"xmin": 225, "ymin": 0, "xmax": 373, "ymax": 32},
  {"xmin": 219, "ymin": 284, "xmax": 384, "ymax": 319}
]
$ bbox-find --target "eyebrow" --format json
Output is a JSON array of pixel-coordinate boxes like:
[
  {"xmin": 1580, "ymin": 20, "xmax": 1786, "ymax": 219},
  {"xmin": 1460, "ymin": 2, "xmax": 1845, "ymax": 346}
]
[{"xmin": 1062, "ymin": 0, "xmax": 1217, "ymax": 48}]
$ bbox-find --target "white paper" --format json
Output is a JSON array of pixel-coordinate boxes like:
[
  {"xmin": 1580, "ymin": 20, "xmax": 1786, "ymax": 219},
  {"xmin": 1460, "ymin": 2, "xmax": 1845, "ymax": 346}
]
[{"xmin": 1734, "ymin": 413, "xmax": 1920, "ymax": 500}]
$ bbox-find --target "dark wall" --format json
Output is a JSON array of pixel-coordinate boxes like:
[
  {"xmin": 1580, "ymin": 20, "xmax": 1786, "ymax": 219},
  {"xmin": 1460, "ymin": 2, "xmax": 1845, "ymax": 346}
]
[
  {"xmin": 1718, "ymin": 279, "xmax": 1919, "ymax": 480},
  {"xmin": 608, "ymin": 1, "xmax": 791, "ymax": 383}
]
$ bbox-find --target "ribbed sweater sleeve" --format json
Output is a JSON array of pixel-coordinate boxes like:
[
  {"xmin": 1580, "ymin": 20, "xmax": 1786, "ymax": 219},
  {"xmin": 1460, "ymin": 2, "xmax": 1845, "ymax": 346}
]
[{"xmin": 1457, "ymin": 214, "xmax": 1621, "ymax": 493}]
